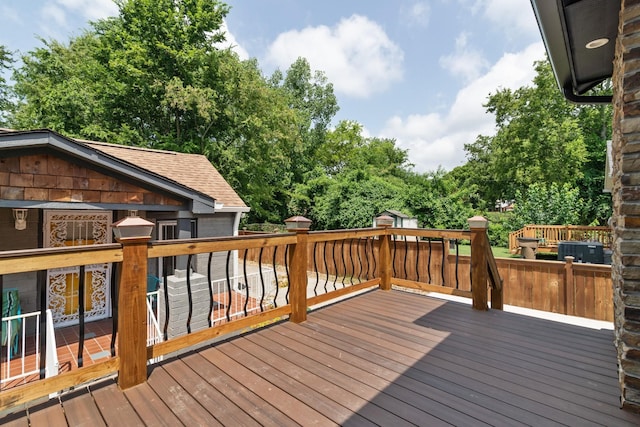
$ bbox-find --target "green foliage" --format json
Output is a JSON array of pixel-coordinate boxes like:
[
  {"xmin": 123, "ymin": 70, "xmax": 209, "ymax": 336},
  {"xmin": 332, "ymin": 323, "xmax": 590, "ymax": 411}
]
[
  {"xmin": 287, "ymin": 122, "xmax": 423, "ymax": 230},
  {"xmin": 456, "ymin": 58, "xmax": 611, "ymax": 227},
  {"xmin": 405, "ymin": 169, "xmax": 476, "ymax": 229},
  {"xmin": 509, "ymin": 182, "xmax": 584, "ymax": 230},
  {"xmin": 269, "ymin": 57, "xmax": 339, "ymax": 184},
  {"xmin": 484, "ymin": 212, "xmax": 513, "ymax": 247},
  {"xmin": 2, "ymin": 11, "xmax": 611, "ymax": 233},
  {"xmin": 0, "ymin": 45, "xmax": 14, "ymax": 125},
  {"xmin": 9, "ymin": 0, "xmax": 305, "ymax": 223},
  {"xmin": 469, "ymin": 60, "xmax": 587, "ymax": 202},
  {"xmin": 310, "ymin": 170, "xmax": 407, "ymax": 230}
]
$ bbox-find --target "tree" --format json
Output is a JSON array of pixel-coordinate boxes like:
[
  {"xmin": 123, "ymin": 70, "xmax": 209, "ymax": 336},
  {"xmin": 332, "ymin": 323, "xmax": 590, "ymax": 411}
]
[
  {"xmin": 208, "ymin": 56, "xmax": 302, "ymax": 223},
  {"xmin": 462, "ymin": 59, "xmax": 587, "ymax": 204},
  {"xmin": 269, "ymin": 58, "xmax": 339, "ymax": 183},
  {"xmin": 11, "ymin": 35, "xmax": 117, "ymax": 138},
  {"xmin": 310, "ymin": 170, "xmax": 408, "ymax": 230},
  {"xmin": 0, "ymin": 45, "xmax": 13, "ymax": 125},
  {"xmin": 448, "ymin": 135, "xmax": 494, "ymax": 211},
  {"xmin": 509, "ymin": 183, "xmax": 585, "ymax": 229},
  {"xmin": 405, "ymin": 169, "xmax": 475, "ymax": 230},
  {"xmin": 288, "ymin": 124, "xmax": 416, "ymax": 229},
  {"xmin": 9, "ymin": 0, "xmax": 303, "ymax": 223},
  {"xmin": 575, "ymin": 101, "xmax": 612, "ymax": 224}
]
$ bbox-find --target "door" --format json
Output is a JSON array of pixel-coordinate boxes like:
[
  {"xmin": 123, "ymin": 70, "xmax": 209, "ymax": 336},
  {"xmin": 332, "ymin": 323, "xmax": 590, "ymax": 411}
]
[{"xmin": 45, "ymin": 211, "xmax": 112, "ymax": 326}]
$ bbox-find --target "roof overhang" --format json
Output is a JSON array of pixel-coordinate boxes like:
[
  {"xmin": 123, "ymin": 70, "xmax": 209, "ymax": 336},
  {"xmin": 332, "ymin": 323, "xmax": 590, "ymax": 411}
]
[
  {"xmin": 0, "ymin": 129, "xmax": 216, "ymax": 214},
  {"xmin": 530, "ymin": 0, "xmax": 619, "ymax": 104}
]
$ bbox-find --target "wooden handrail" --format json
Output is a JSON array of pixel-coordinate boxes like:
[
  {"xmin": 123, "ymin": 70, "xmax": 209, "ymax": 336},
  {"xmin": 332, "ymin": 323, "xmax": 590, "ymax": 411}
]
[
  {"xmin": 0, "ymin": 221, "xmax": 490, "ymax": 410},
  {"xmin": 485, "ymin": 234, "xmax": 503, "ymax": 310}
]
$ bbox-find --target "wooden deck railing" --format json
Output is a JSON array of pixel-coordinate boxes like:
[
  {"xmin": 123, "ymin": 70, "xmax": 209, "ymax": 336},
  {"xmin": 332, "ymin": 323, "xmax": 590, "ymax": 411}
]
[
  {"xmin": 0, "ymin": 217, "xmax": 499, "ymax": 411},
  {"xmin": 509, "ymin": 224, "xmax": 612, "ymax": 253}
]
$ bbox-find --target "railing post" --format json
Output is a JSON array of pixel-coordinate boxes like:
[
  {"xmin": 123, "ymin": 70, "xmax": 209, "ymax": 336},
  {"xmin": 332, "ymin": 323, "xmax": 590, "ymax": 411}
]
[
  {"xmin": 564, "ymin": 256, "xmax": 575, "ymax": 316},
  {"xmin": 285, "ymin": 216, "xmax": 312, "ymax": 323},
  {"xmin": 376, "ymin": 215, "xmax": 394, "ymax": 291},
  {"xmin": 469, "ymin": 216, "xmax": 489, "ymax": 310},
  {"xmin": 113, "ymin": 215, "xmax": 154, "ymax": 390}
]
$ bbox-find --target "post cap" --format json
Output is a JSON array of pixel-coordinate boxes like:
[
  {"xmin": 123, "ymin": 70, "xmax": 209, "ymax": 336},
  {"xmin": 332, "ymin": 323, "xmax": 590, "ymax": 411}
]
[
  {"xmin": 375, "ymin": 215, "xmax": 394, "ymax": 227},
  {"xmin": 113, "ymin": 215, "xmax": 155, "ymax": 240},
  {"xmin": 284, "ymin": 216, "xmax": 312, "ymax": 231},
  {"xmin": 467, "ymin": 215, "xmax": 488, "ymax": 229}
]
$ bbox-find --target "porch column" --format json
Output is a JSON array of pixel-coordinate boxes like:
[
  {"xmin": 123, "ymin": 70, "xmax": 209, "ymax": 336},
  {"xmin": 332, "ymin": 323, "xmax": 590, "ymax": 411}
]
[
  {"xmin": 285, "ymin": 216, "xmax": 311, "ymax": 323},
  {"xmin": 113, "ymin": 216, "xmax": 154, "ymax": 390},
  {"xmin": 469, "ymin": 216, "xmax": 489, "ymax": 311},
  {"xmin": 612, "ymin": 0, "xmax": 640, "ymax": 411},
  {"xmin": 376, "ymin": 215, "xmax": 394, "ymax": 291}
]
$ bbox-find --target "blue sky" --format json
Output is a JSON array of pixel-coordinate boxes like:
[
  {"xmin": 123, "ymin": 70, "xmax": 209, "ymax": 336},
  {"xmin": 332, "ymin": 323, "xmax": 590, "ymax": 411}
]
[{"xmin": 0, "ymin": 0, "xmax": 546, "ymax": 173}]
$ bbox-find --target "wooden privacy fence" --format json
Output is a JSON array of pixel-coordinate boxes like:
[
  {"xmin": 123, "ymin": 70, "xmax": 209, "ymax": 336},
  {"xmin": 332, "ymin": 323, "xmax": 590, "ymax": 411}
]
[
  {"xmin": 509, "ymin": 224, "xmax": 612, "ymax": 253},
  {"xmin": 495, "ymin": 256, "xmax": 612, "ymax": 321}
]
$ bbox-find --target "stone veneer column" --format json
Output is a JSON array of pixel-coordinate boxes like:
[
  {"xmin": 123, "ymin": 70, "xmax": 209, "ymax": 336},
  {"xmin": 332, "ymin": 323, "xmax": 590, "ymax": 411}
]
[{"xmin": 613, "ymin": 0, "xmax": 640, "ymax": 411}]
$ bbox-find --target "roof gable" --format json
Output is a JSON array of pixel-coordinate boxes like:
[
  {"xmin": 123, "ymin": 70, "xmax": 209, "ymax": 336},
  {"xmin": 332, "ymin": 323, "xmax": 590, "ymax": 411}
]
[{"xmin": 0, "ymin": 129, "xmax": 247, "ymax": 214}]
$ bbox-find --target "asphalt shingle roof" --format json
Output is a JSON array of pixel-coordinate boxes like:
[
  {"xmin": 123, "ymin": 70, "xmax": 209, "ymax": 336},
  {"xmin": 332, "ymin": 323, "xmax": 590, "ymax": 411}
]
[{"xmin": 83, "ymin": 141, "xmax": 247, "ymax": 208}]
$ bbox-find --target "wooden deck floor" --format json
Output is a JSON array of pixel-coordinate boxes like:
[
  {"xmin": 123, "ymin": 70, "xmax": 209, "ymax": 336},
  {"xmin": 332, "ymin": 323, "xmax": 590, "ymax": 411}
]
[{"xmin": 3, "ymin": 289, "xmax": 640, "ymax": 426}]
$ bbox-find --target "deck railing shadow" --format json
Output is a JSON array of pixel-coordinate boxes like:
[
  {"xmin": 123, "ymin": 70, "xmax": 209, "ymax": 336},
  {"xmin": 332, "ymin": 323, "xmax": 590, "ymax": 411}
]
[{"xmin": 340, "ymin": 294, "xmax": 632, "ymax": 425}]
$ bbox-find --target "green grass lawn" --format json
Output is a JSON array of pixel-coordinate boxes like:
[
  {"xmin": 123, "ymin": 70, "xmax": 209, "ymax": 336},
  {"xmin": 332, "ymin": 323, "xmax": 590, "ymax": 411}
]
[{"xmin": 452, "ymin": 244, "xmax": 517, "ymax": 258}]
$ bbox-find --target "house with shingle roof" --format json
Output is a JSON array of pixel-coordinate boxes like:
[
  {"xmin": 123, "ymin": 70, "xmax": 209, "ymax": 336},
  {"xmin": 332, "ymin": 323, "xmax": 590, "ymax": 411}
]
[{"xmin": 0, "ymin": 128, "xmax": 249, "ymax": 327}]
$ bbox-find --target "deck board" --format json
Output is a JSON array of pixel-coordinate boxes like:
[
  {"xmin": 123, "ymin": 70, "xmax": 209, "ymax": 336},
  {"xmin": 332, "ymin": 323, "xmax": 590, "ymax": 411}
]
[
  {"xmin": 60, "ymin": 388, "xmax": 106, "ymax": 427},
  {"xmin": 161, "ymin": 357, "xmax": 260, "ymax": 426},
  {"xmin": 244, "ymin": 332, "xmax": 417, "ymax": 427},
  {"xmin": 4, "ymin": 289, "xmax": 640, "ymax": 426},
  {"xmin": 269, "ymin": 322, "xmax": 533, "ymax": 427},
  {"xmin": 0, "ymin": 412, "xmax": 29, "ymax": 427},
  {"xmin": 217, "ymin": 340, "xmax": 361, "ymax": 426},
  {"xmin": 199, "ymin": 346, "xmax": 335, "ymax": 426},
  {"xmin": 146, "ymin": 365, "xmax": 222, "ymax": 426},
  {"xmin": 26, "ymin": 400, "xmax": 68, "ymax": 427},
  {"xmin": 91, "ymin": 382, "xmax": 144, "ymax": 427},
  {"xmin": 122, "ymin": 383, "xmax": 183, "ymax": 427}
]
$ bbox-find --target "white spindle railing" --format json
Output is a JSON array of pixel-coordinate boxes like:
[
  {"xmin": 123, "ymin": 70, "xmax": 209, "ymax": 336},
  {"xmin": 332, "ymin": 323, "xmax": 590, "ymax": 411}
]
[
  {"xmin": 147, "ymin": 290, "xmax": 163, "ymax": 364},
  {"xmin": 1, "ymin": 309, "xmax": 59, "ymax": 387}
]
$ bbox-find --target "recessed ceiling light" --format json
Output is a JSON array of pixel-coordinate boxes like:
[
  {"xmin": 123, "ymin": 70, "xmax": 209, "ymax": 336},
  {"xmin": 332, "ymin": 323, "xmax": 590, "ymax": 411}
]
[{"xmin": 586, "ymin": 38, "xmax": 609, "ymax": 49}]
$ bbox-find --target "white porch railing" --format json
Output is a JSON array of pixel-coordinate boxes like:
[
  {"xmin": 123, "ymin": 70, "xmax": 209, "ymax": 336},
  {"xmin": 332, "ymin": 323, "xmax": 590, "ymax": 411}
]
[
  {"xmin": 210, "ymin": 268, "xmax": 277, "ymax": 323},
  {"xmin": 1, "ymin": 309, "xmax": 58, "ymax": 387},
  {"xmin": 146, "ymin": 290, "xmax": 163, "ymax": 364}
]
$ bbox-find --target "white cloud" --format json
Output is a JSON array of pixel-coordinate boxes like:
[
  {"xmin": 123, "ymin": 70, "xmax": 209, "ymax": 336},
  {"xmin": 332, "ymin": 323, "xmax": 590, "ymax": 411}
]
[
  {"xmin": 0, "ymin": 6, "xmax": 21, "ymax": 24},
  {"xmin": 55, "ymin": 0, "xmax": 119, "ymax": 21},
  {"xmin": 42, "ymin": 3, "xmax": 68, "ymax": 27},
  {"xmin": 401, "ymin": 1, "xmax": 431, "ymax": 28},
  {"xmin": 381, "ymin": 42, "xmax": 545, "ymax": 173},
  {"xmin": 470, "ymin": 0, "xmax": 539, "ymax": 39},
  {"xmin": 36, "ymin": 0, "xmax": 118, "ymax": 42},
  {"xmin": 439, "ymin": 32, "xmax": 489, "ymax": 82},
  {"xmin": 216, "ymin": 21, "xmax": 250, "ymax": 61},
  {"xmin": 265, "ymin": 14, "xmax": 404, "ymax": 98}
]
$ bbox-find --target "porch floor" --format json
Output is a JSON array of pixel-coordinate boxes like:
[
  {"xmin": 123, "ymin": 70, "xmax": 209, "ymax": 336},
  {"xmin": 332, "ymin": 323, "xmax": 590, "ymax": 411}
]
[{"xmin": 3, "ymin": 289, "xmax": 640, "ymax": 426}]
